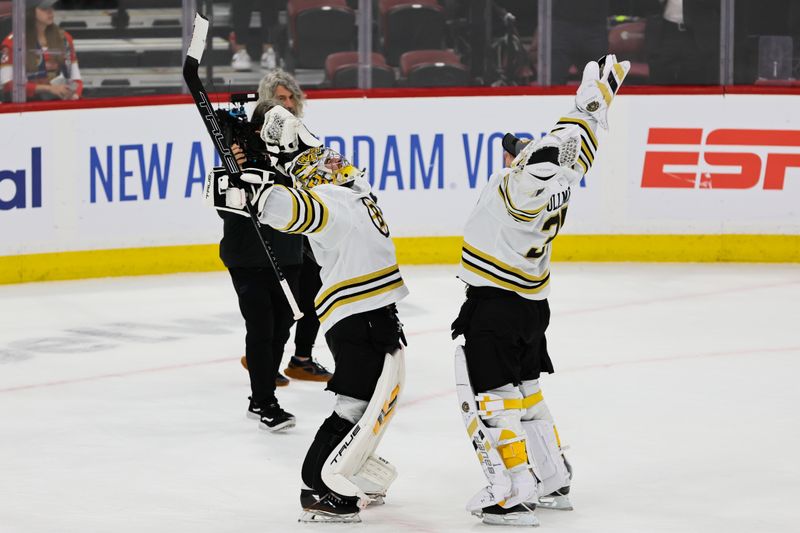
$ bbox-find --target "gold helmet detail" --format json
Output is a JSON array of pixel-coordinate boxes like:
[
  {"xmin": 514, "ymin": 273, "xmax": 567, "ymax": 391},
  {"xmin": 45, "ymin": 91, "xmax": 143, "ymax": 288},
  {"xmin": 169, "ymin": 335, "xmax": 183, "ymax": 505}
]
[{"xmin": 289, "ymin": 146, "xmax": 360, "ymax": 189}]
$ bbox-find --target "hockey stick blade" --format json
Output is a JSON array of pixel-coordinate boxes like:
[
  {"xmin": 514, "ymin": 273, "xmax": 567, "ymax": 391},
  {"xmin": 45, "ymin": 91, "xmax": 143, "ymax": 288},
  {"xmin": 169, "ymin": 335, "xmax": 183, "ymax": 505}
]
[{"xmin": 183, "ymin": 13, "xmax": 303, "ymax": 320}]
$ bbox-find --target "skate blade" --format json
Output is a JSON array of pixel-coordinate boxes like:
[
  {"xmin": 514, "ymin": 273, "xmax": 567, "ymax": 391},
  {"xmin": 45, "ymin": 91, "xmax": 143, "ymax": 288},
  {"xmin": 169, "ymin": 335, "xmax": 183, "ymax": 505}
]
[
  {"xmin": 298, "ymin": 510, "xmax": 361, "ymax": 523},
  {"xmin": 366, "ymin": 494, "xmax": 385, "ymax": 506},
  {"xmin": 258, "ymin": 419, "xmax": 296, "ymax": 432},
  {"xmin": 473, "ymin": 511, "xmax": 540, "ymax": 527},
  {"xmin": 536, "ymin": 494, "xmax": 573, "ymax": 511}
]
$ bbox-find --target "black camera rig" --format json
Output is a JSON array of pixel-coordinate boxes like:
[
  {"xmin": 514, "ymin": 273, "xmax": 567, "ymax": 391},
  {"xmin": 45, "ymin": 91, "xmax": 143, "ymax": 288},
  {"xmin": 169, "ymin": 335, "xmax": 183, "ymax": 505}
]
[{"xmin": 215, "ymin": 91, "xmax": 270, "ymax": 167}]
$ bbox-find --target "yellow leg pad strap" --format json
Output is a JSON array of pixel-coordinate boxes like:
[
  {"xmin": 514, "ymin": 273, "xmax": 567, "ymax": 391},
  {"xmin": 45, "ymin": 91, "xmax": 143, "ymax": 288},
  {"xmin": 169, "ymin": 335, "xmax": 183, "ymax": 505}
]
[
  {"xmin": 477, "ymin": 396, "xmax": 523, "ymax": 414},
  {"xmin": 521, "ymin": 390, "xmax": 543, "ymax": 409}
]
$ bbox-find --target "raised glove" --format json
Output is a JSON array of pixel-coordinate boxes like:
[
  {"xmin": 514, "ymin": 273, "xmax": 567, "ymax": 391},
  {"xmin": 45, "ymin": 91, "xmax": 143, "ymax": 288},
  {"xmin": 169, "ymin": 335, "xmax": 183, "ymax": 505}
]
[
  {"xmin": 203, "ymin": 167, "xmax": 275, "ymax": 218},
  {"xmin": 260, "ymin": 105, "xmax": 322, "ymax": 173},
  {"xmin": 575, "ymin": 54, "xmax": 630, "ymax": 130}
]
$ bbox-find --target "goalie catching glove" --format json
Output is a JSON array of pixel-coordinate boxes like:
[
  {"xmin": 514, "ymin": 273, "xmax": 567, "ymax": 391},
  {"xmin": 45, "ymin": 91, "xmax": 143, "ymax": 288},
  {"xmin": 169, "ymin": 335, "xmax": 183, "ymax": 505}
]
[
  {"xmin": 203, "ymin": 167, "xmax": 276, "ymax": 218},
  {"xmin": 574, "ymin": 54, "xmax": 630, "ymax": 130}
]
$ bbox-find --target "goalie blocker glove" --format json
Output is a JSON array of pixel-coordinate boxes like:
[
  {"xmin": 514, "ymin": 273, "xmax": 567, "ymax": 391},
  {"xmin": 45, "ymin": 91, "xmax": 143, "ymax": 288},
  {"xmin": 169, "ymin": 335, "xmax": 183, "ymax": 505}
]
[{"xmin": 203, "ymin": 167, "xmax": 276, "ymax": 218}]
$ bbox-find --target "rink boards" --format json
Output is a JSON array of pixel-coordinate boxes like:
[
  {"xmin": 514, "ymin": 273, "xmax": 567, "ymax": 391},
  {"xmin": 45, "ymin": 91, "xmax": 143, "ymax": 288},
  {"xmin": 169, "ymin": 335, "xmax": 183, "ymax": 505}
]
[{"xmin": 1, "ymin": 91, "xmax": 798, "ymax": 283}]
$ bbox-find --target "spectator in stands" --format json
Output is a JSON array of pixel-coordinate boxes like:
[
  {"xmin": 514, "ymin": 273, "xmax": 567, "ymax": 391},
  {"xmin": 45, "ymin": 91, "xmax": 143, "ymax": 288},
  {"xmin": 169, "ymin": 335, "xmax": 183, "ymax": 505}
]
[
  {"xmin": 0, "ymin": 0, "xmax": 83, "ymax": 101},
  {"xmin": 550, "ymin": 0, "xmax": 610, "ymax": 85},
  {"xmin": 645, "ymin": 0, "xmax": 720, "ymax": 84},
  {"xmin": 257, "ymin": 69, "xmax": 332, "ymax": 382},
  {"xmin": 230, "ymin": 0, "xmax": 281, "ymax": 71}
]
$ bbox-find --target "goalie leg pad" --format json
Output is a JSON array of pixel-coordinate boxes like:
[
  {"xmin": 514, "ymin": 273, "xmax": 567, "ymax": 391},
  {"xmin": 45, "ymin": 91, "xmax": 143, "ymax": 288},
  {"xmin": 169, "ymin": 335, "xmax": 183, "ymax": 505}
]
[
  {"xmin": 455, "ymin": 346, "xmax": 538, "ymax": 513},
  {"xmin": 519, "ymin": 380, "xmax": 571, "ymax": 501},
  {"xmin": 320, "ymin": 348, "xmax": 405, "ymax": 506}
]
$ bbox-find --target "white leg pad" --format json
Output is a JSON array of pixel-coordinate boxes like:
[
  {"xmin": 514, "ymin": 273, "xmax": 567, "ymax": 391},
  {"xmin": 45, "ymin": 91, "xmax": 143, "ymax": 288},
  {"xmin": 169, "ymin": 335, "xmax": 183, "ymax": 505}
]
[
  {"xmin": 455, "ymin": 346, "xmax": 538, "ymax": 512},
  {"xmin": 522, "ymin": 419, "xmax": 571, "ymax": 497},
  {"xmin": 321, "ymin": 348, "xmax": 405, "ymax": 506}
]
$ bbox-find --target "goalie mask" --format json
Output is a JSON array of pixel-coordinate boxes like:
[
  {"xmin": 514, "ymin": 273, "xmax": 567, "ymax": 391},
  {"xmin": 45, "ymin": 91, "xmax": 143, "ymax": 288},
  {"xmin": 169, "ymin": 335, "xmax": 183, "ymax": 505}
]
[
  {"xmin": 289, "ymin": 146, "xmax": 362, "ymax": 189},
  {"xmin": 509, "ymin": 127, "xmax": 583, "ymax": 185}
]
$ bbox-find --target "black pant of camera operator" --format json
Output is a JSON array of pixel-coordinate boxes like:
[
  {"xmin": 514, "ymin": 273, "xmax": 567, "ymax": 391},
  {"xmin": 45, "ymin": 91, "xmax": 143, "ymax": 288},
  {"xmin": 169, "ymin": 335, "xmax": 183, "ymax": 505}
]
[{"xmin": 220, "ymin": 187, "xmax": 303, "ymax": 431}]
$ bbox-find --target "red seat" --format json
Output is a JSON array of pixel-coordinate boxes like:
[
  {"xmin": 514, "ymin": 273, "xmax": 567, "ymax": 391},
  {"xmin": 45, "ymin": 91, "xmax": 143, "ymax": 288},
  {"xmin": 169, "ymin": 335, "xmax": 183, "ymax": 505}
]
[
  {"xmin": 400, "ymin": 49, "xmax": 470, "ymax": 87},
  {"xmin": 379, "ymin": 0, "xmax": 446, "ymax": 65},
  {"xmin": 324, "ymin": 51, "xmax": 396, "ymax": 88},
  {"xmin": 288, "ymin": 0, "xmax": 356, "ymax": 68},
  {"xmin": 608, "ymin": 21, "xmax": 649, "ymax": 83}
]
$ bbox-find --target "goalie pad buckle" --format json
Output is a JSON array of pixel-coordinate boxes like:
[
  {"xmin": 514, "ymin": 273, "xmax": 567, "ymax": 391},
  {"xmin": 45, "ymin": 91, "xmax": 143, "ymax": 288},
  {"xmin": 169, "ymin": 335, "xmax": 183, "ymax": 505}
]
[{"xmin": 321, "ymin": 348, "xmax": 405, "ymax": 507}]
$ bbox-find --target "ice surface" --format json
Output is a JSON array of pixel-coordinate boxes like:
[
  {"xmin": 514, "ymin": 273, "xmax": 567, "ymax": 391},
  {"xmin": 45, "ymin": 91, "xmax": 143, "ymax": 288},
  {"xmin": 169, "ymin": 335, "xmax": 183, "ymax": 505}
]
[{"xmin": 1, "ymin": 264, "xmax": 799, "ymax": 533}]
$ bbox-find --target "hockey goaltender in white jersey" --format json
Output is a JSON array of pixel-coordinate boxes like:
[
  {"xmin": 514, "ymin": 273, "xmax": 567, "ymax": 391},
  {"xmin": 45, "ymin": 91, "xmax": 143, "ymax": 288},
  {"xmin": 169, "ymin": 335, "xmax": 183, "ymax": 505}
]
[
  {"xmin": 204, "ymin": 105, "xmax": 408, "ymax": 523},
  {"xmin": 451, "ymin": 55, "xmax": 630, "ymax": 527}
]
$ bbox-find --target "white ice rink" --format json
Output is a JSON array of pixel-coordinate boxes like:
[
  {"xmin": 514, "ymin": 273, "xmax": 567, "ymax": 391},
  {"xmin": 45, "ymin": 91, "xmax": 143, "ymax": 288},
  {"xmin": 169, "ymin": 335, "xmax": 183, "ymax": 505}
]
[{"xmin": 1, "ymin": 263, "xmax": 799, "ymax": 533}]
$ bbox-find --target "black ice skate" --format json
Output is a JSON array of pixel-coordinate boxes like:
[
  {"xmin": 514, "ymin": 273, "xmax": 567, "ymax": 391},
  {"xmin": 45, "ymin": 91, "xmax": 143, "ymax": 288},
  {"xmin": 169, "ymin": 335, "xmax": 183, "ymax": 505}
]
[
  {"xmin": 258, "ymin": 402, "xmax": 295, "ymax": 432},
  {"xmin": 474, "ymin": 502, "xmax": 539, "ymax": 527},
  {"xmin": 298, "ymin": 488, "xmax": 361, "ymax": 523}
]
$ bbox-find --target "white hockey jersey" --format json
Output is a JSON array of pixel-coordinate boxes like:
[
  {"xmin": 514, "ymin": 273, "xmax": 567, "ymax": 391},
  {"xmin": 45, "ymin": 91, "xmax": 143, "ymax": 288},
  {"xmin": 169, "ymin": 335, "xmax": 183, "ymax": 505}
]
[
  {"xmin": 259, "ymin": 177, "xmax": 409, "ymax": 334},
  {"xmin": 457, "ymin": 110, "xmax": 600, "ymax": 300}
]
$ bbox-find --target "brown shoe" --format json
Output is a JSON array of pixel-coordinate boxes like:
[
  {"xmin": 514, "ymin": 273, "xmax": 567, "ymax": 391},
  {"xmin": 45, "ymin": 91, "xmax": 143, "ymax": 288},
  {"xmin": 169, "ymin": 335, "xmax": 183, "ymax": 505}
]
[
  {"xmin": 275, "ymin": 372, "xmax": 290, "ymax": 387},
  {"xmin": 284, "ymin": 356, "xmax": 333, "ymax": 382}
]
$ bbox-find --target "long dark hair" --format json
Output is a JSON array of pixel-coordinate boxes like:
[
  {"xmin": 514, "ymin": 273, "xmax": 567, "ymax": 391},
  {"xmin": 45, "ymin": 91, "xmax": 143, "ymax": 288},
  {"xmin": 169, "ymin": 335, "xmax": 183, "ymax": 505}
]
[{"xmin": 25, "ymin": 8, "xmax": 66, "ymax": 73}]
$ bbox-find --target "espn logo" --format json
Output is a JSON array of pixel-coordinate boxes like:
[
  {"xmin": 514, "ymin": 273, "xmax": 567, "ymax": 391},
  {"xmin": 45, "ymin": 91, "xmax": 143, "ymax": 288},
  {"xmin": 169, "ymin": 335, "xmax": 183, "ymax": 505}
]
[{"xmin": 642, "ymin": 128, "xmax": 800, "ymax": 189}]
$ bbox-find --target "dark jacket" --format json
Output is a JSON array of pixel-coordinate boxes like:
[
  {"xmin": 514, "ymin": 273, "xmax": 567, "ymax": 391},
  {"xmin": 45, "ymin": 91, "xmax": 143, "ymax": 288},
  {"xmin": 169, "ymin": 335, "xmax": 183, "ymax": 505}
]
[{"xmin": 218, "ymin": 172, "xmax": 304, "ymax": 269}]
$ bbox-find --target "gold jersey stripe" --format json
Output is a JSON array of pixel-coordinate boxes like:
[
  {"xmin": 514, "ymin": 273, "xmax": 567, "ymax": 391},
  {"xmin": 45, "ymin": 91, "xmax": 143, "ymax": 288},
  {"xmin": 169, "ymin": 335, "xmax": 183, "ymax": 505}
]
[
  {"xmin": 307, "ymin": 190, "xmax": 329, "ymax": 233},
  {"xmin": 581, "ymin": 139, "xmax": 595, "ymax": 164},
  {"xmin": 463, "ymin": 243, "xmax": 550, "ymax": 283},
  {"xmin": 498, "ymin": 175, "xmax": 547, "ymax": 222},
  {"xmin": 314, "ymin": 264, "xmax": 401, "ymax": 307},
  {"xmin": 294, "ymin": 190, "xmax": 316, "ymax": 234},
  {"xmin": 558, "ymin": 117, "xmax": 598, "ymax": 150},
  {"xmin": 318, "ymin": 278, "xmax": 405, "ymax": 323},
  {"xmin": 275, "ymin": 185, "xmax": 300, "ymax": 232},
  {"xmin": 462, "ymin": 261, "xmax": 550, "ymax": 295}
]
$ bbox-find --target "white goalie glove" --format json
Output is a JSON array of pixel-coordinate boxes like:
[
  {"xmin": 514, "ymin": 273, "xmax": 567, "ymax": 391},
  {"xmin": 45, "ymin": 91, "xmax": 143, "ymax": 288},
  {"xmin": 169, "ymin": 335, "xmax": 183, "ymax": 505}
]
[
  {"xmin": 575, "ymin": 54, "xmax": 630, "ymax": 130},
  {"xmin": 260, "ymin": 105, "xmax": 322, "ymax": 173},
  {"xmin": 202, "ymin": 167, "xmax": 275, "ymax": 218}
]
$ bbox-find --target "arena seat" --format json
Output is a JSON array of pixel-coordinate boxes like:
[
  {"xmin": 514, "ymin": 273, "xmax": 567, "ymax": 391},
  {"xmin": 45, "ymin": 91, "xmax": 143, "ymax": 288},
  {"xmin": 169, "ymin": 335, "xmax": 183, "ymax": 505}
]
[
  {"xmin": 608, "ymin": 20, "xmax": 649, "ymax": 83},
  {"xmin": 324, "ymin": 51, "xmax": 396, "ymax": 88},
  {"xmin": 399, "ymin": 49, "xmax": 470, "ymax": 87},
  {"xmin": 288, "ymin": 0, "xmax": 356, "ymax": 68},
  {"xmin": 379, "ymin": 0, "xmax": 446, "ymax": 65}
]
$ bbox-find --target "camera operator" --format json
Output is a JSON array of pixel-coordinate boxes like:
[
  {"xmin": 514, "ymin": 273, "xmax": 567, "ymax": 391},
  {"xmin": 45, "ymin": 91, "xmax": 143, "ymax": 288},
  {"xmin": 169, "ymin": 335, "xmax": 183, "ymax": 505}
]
[
  {"xmin": 257, "ymin": 69, "xmax": 332, "ymax": 384},
  {"xmin": 222, "ymin": 99, "xmax": 302, "ymax": 432}
]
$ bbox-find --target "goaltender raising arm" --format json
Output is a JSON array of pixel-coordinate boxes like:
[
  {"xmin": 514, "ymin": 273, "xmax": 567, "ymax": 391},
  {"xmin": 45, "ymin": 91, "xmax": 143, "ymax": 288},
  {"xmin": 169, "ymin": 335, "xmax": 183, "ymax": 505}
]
[
  {"xmin": 452, "ymin": 55, "xmax": 630, "ymax": 526},
  {"xmin": 204, "ymin": 104, "xmax": 408, "ymax": 523}
]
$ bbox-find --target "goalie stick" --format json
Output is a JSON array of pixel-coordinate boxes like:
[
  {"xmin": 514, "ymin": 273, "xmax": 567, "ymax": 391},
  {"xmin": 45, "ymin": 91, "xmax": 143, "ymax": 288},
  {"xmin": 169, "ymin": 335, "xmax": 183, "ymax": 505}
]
[{"xmin": 183, "ymin": 13, "xmax": 302, "ymax": 320}]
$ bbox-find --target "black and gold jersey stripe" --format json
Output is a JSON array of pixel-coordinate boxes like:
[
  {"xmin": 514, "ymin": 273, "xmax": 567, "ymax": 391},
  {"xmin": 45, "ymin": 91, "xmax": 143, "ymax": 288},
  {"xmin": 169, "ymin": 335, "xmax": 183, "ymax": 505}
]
[
  {"xmin": 497, "ymin": 175, "xmax": 547, "ymax": 223},
  {"xmin": 278, "ymin": 185, "xmax": 329, "ymax": 234},
  {"xmin": 554, "ymin": 117, "xmax": 598, "ymax": 174},
  {"xmin": 461, "ymin": 243, "xmax": 550, "ymax": 294},
  {"xmin": 314, "ymin": 264, "xmax": 405, "ymax": 323}
]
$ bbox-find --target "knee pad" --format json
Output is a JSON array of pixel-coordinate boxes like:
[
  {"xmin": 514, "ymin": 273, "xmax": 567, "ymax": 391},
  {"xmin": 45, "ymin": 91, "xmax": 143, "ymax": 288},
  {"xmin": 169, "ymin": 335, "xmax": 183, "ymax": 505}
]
[
  {"xmin": 455, "ymin": 346, "xmax": 537, "ymax": 512},
  {"xmin": 334, "ymin": 395, "xmax": 369, "ymax": 424},
  {"xmin": 320, "ymin": 348, "xmax": 405, "ymax": 506}
]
